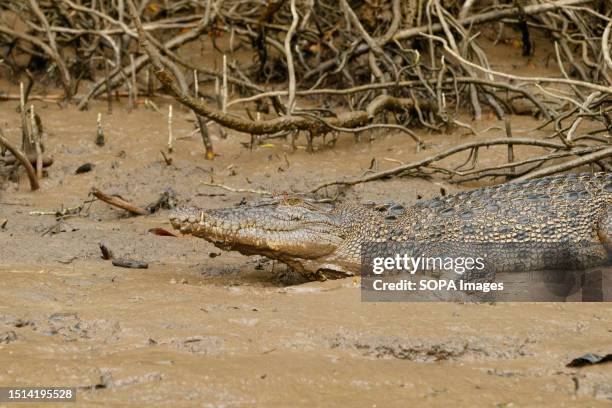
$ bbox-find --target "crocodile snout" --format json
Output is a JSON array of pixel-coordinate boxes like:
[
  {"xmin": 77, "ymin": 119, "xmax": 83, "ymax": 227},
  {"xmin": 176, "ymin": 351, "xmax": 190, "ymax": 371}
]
[{"xmin": 169, "ymin": 207, "xmax": 203, "ymax": 231}]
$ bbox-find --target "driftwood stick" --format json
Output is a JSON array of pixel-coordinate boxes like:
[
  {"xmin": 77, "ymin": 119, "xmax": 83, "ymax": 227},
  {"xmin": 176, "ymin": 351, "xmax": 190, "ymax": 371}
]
[{"xmin": 91, "ymin": 188, "xmax": 148, "ymax": 215}]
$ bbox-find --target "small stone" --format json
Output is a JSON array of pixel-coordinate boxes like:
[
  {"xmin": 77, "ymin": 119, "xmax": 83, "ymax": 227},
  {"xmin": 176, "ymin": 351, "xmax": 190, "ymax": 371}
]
[
  {"xmin": 111, "ymin": 258, "xmax": 148, "ymax": 269},
  {"xmin": 75, "ymin": 163, "xmax": 94, "ymax": 174}
]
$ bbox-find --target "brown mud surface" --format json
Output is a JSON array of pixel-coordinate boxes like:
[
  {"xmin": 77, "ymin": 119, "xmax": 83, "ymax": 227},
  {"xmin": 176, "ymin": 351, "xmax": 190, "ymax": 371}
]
[{"xmin": 1, "ymin": 39, "xmax": 611, "ymax": 407}]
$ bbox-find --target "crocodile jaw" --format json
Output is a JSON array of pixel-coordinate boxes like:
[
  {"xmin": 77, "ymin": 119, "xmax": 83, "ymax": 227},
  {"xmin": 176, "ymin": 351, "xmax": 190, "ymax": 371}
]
[{"xmin": 169, "ymin": 202, "xmax": 352, "ymax": 276}]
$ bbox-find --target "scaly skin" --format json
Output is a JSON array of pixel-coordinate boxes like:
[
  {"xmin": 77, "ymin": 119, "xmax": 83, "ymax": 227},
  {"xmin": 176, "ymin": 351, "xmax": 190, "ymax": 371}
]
[{"xmin": 170, "ymin": 173, "xmax": 612, "ymax": 280}]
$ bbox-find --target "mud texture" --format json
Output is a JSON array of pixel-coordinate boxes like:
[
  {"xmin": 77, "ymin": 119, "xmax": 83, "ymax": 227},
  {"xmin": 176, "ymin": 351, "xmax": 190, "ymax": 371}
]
[{"xmin": 1, "ymin": 39, "xmax": 611, "ymax": 406}]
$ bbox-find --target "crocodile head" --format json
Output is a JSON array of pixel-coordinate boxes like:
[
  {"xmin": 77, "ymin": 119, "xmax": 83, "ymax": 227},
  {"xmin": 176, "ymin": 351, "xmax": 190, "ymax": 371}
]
[{"xmin": 169, "ymin": 198, "xmax": 385, "ymax": 279}]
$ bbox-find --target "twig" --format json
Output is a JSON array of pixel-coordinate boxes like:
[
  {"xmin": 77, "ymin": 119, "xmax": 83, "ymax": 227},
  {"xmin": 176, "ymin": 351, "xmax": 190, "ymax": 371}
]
[
  {"xmin": 201, "ymin": 181, "xmax": 271, "ymax": 195},
  {"xmin": 454, "ymin": 146, "xmax": 605, "ymax": 177},
  {"xmin": 309, "ymin": 138, "xmax": 571, "ymax": 192},
  {"xmin": 566, "ymin": 92, "xmax": 601, "ymax": 142},
  {"xmin": 91, "ymin": 188, "xmax": 148, "ymax": 215},
  {"xmin": 511, "ymin": 147, "xmax": 612, "ymax": 182},
  {"xmin": 160, "ymin": 150, "xmax": 172, "ymax": 165}
]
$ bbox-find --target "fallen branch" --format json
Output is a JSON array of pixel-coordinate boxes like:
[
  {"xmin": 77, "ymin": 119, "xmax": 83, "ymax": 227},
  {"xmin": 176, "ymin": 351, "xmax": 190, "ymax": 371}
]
[{"xmin": 91, "ymin": 188, "xmax": 148, "ymax": 215}]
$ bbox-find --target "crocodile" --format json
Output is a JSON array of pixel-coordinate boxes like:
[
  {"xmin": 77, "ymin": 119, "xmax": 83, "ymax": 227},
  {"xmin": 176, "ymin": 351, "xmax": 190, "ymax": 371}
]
[{"xmin": 170, "ymin": 173, "xmax": 612, "ymax": 281}]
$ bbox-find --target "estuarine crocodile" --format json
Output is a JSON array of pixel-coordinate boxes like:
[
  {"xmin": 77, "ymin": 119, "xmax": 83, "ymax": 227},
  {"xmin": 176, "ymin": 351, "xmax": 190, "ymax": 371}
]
[{"xmin": 170, "ymin": 173, "xmax": 612, "ymax": 281}]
